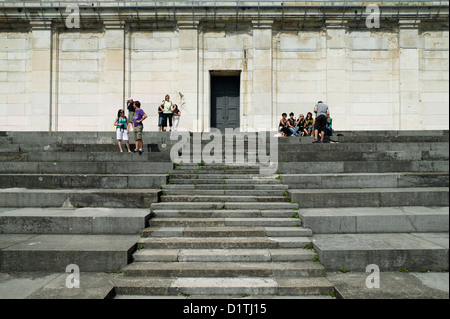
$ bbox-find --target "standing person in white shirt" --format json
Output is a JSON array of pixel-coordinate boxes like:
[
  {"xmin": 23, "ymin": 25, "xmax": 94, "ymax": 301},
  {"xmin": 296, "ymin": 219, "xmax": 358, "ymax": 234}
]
[{"xmin": 161, "ymin": 94, "xmax": 173, "ymax": 132}]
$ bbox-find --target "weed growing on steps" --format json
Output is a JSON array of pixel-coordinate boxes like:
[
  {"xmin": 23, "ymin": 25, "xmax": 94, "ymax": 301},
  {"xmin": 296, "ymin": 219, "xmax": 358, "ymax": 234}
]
[{"xmin": 197, "ymin": 160, "xmax": 205, "ymax": 167}]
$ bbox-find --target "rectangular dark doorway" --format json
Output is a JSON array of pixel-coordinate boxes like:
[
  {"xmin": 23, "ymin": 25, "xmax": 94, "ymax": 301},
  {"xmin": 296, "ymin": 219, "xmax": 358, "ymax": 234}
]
[{"xmin": 210, "ymin": 73, "xmax": 240, "ymax": 132}]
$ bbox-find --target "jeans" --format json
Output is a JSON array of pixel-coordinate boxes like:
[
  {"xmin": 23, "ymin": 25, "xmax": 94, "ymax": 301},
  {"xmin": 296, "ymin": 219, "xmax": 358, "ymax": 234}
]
[
  {"xmin": 289, "ymin": 127, "xmax": 300, "ymax": 136},
  {"xmin": 289, "ymin": 126, "xmax": 300, "ymax": 136}
]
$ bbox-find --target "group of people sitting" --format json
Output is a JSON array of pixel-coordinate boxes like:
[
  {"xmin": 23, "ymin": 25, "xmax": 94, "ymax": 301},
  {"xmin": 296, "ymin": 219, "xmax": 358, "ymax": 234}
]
[{"xmin": 277, "ymin": 101, "xmax": 332, "ymax": 143}]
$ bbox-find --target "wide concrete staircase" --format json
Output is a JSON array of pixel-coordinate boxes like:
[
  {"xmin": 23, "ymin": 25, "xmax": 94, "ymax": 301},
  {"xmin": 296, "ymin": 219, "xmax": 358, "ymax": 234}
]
[
  {"xmin": 278, "ymin": 131, "xmax": 449, "ymax": 274},
  {"xmin": 0, "ymin": 132, "xmax": 171, "ymax": 273},
  {"xmin": 114, "ymin": 162, "xmax": 334, "ymax": 297},
  {"xmin": 0, "ymin": 130, "xmax": 448, "ymax": 298}
]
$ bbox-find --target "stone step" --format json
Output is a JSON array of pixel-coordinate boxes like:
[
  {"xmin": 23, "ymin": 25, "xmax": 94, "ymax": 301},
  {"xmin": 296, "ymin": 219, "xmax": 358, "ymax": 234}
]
[
  {"xmin": 113, "ymin": 276, "xmax": 335, "ymax": 296},
  {"xmin": 281, "ymin": 172, "xmax": 449, "ymax": 189},
  {"xmin": 151, "ymin": 202, "xmax": 299, "ymax": 211},
  {"xmin": 277, "ymin": 150, "xmax": 449, "ymax": 162},
  {"xmin": 169, "ymin": 173, "xmax": 264, "ymax": 179},
  {"xmin": 173, "ymin": 169, "xmax": 261, "ymax": 174},
  {"xmin": 301, "ymin": 187, "xmax": 450, "ymax": 208},
  {"xmin": 0, "ymin": 144, "xmax": 19, "ymax": 152},
  {"xmin": 138, "ymin": 237, "xmax": 311, "ymax": 249},
  {"xmin": 122, "ymin": 261, "xmax": 326, "ymax": 278},
  {"xmin": 160, "ymin": 195, "xmax": 288, "ymax": 203},
  {"xmin": 289, "ymin": 187, "xmax": 449, "ymax": 208},
  {"xmin": 175, "ymin": 164, "xmax": 267, "ymax": 170},
  {"xmin": 4, "ymin": 130, "xmax": 446, "ymax": 139},
  {"xmin": 0, "ymin": 234, "xmax": 139, "ymax": 272},
  {"xmin": 151, "ymin": 209, "xmax": 297, "ymax": 218},
  {"xmin": 132, "ymin": 248, "xmax": 317, "ymax": 262},
  {"xmin": 312, "ymin": 232, "xmax": 449, "ymax": 271},
  {"xmin": 162, "ymin": 184, "xmax": 287, "ymax": 190},
  {"xmin": 143, "ymin": 226, "xmax": 310, "ymax": 237},
  {"xmin": 148, "ymin": 218, "xmax": 301, "ymax": 228},
  {"xmin": 0, "ymin": 174, "xmax": 167, "ymax": 189},
  {"xmin": 0, "ymin": 207, "xmax": 150, "ymax": 234},
  {"xmin": 277, "ymin": 142, "xmax": 448, "ymax": 153},
  {"xmin": 276, "ymin": 135, "xmax": 449, "ymax": 144},
  {"xmin": 299, "ymin": 206, "xmax": 449, "ymax": 234},
  {"xmin": 5, "ymin": 151, "xmax": 166, "ymax": 162},
  {"xmin": 0, "ymin": 188, "xmax": 160, "ymax": 208},
  {"xmin": 169, "ymin": 178, "xmax": 282, "ymax": 184},
  {"xmin": 0, "ymin": 161, "xmax": 173, "ymax": 174},
  {"xmin": 278, "ymin": 160, "xmax": 449, "ymax": 174},
  {"xmin": 162, "ymin": 189, "xmax": 286, "ymax": 196}
]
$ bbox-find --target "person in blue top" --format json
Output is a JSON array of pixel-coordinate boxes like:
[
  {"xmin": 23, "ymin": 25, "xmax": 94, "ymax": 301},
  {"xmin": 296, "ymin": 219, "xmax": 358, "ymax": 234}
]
[{"xmin": 114, "ymin": 109, "xmax": 131, "ymax": 152}]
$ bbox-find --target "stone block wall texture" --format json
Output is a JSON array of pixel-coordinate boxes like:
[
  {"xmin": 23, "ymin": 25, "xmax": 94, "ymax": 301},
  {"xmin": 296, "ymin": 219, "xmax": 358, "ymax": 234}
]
[{"xmin": 0, "ymin": 10, "xmax": 448, "ymax": 132}]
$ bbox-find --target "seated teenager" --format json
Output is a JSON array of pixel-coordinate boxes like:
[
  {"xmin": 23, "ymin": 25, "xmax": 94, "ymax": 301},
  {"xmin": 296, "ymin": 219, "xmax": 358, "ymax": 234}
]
[
  {"xmin": 278, "ymin": 113, "xmax": 291, "ymax": 137},
  {"xmin": 287, "ymin": 112, "xmax": 300, "ymax": 136},
  {"xmin": 297, "ymin": 114, "xmax": 306, "ymax": 136},
  {"xmin": 305, "ymin": 112, "xmax": 314, "ymax": 136},
  {"xmin": 325, "ymin": 114, "xmax": 333, "ymax": 137}
]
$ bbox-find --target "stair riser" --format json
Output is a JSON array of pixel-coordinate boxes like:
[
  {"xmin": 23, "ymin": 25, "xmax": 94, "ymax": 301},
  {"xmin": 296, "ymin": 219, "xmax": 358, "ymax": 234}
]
[
  {"xmin": 291, "ymin": 190, "xmax": 449, "ymax": 208},
  {"xmin": 169, "ymin": 180, "xmax": 281, "ymax": 184},
  {"xmin": 133, "ymin": 255, "xmax": 315, "ymax": 263},
  {"xmin": 0, "ymin": 162, "xmax": 173, "ymax": 174},
  {"xmin": 162, "ymin": 190, "xmax": 286, "ymax": 196},
  {"xmin": 139, "ymin": 242, "xmax": 309, "ymax": 249},
  {"xmin": 160, "ymin": 196, "xmax": 288, "ymax": 203},
  {"xmin": 149, "ymin": 221, "xmax": 301, "ymax": 227},
  {"xmin": 151, "ymin": 203, "xmax": 298, "ymax": 210},
  {"xmin": 281, "ymin": 174, "xmax": 450, "ymax": 189},
  {"xmin": 113, "ymin": 285, "xmax": 334, "ymax": 296},
  {"xmin": 0, "ymin": 175, "xmax": 167, "ymax": 190},
  {"xmin": 278, "ymin": 161, "xmax": 449, "ymax": 174},
  {"xmin": 143, "ymin": 229, "xmax": 309, "ymax": 238},
  {"xmin": 0, "ymin": 192, "xmax": 159, "ymax": 208},
  {"xmin": 162, "ymin": 185, "xmax": 287, "ymax": 190},
  {"xmin": 123, "ymin": 269, "xmax": 325, "ymax": 278},
  {"xmin": 151, "ymin": 211, "xmax": 295, "ymax": 218}
]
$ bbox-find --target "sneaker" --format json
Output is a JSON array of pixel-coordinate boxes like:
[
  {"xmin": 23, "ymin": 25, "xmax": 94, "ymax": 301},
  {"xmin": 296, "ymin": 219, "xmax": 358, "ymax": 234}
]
[
  {"xmin": 312, "ymin": 139, "xmax": 319, "ymax": 143},
  {"xmin": 133, "ymin": 149, "xmax": 139, "ymax": 153},
  {"xmin": 139, "ymin": 148, "xmax": 143, "ymax": 154}
]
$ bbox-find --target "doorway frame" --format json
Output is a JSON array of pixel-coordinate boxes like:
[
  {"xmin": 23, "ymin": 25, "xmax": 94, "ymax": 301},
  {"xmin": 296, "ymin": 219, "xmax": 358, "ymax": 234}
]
[{"xmin": 209, "ymin": 70, "xmax": 242, "ymax": 132}]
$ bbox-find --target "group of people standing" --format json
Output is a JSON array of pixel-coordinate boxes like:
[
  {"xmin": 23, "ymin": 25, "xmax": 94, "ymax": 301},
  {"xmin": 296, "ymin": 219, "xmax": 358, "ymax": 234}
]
[
  {"xmin": 113, "ymin": 94, "xmax": 181, "ymax": 153},
  {"xmin": 278, "ymin": 101, "xmax": 332, "ymax": 143},
  {"xmin": 158, "ymin": 95, "xmax": 181, "ymax": 132},
  {"xmin": 113, "ymin": 99, "xmax": 147, "ymax": 153}
]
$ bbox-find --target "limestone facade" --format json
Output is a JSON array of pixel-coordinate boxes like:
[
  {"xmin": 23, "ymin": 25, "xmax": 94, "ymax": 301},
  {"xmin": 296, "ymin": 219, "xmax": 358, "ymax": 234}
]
[{"xmin": 0, "ymin": 2, "xmax": 448, "ymax": 132}]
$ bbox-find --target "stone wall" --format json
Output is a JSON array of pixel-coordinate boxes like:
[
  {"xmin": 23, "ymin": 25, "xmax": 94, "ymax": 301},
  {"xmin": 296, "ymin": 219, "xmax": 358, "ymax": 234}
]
[{"xmin": 0, "ymin": 6, "xmax": 448, "ymax": 132}]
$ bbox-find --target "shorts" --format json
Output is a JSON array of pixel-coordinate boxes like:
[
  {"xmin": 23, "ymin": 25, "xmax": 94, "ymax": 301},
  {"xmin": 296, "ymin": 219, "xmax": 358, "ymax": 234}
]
[
  {"xmin": 314, "ymin": 115, "xmax": 327, "ymax": 132},
  {"xmin": 134, "ymin": 125, "xmax": 143, "ymax": 140},
  {"xmin": 116, "ymin": 129, "xmax": 129, "ymax": 141},
  {"xmin": 128, "ymin": 111, "xmax": 135, "ymax": 123}
]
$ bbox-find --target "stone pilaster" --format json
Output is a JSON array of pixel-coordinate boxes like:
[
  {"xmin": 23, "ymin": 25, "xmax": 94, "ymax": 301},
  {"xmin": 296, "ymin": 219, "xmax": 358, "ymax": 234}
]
[
  {"xmin": 398, "ymin": 20, "xmax": 421, "ymax": 130},
  {"xmin": 177, "ymin": 20, "xmax": 199, "ymax": 132},
  {"xmin": 252, "ymin": 20, "xmax": 273, "ymax": 131},
  {"xmin": 100, "ymin": 22, "xmax": 125, "ymax": 130},
  {"xmin": 325, "ymin": 20, "xmax": 348, "ymax": 127},
  {"xmin": 30, "ymin": 21, "xmax": 53, "ymax": 131}
]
